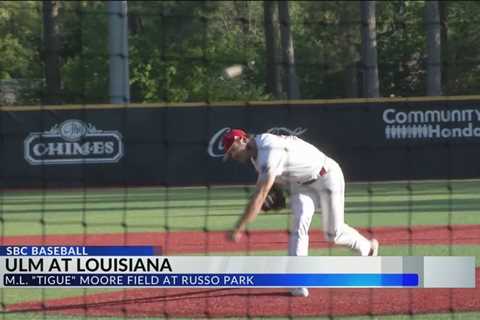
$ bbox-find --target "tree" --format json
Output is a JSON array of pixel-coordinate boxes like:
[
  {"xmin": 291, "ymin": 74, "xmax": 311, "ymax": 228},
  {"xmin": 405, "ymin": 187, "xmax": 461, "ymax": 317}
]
[
  {"xmin": 5, "ymin": 0, "xmax": 480, "ymax": 105},
  {"xmin": 360, "ymin": 0, "xmax": 379, "ymax": 97},
  {"xmin": 425, "ymin": 0, "xmax": 441, "ymax": 96},
  {"xmin": 42, "ymin": 0, "xmax": 62, "ymax": 104},
  {"xmin": 439, "ymin": 1, "xmax": 448, "ymax": 94},
  {"xmin": 278, "ymin": 0, "xmax": 300, "ymax": 99},
  {"xmin": 263, "ymin": 1, "xmax": 282, "ymax": 99},
  {"xmin": 0, "ymin": 2, "xmax": 42, "ymax": 105},
  {"xmin": 375, "ymin": 1, "xmax": 425, "ymax": 97},
  {"xmin": 339, "ymin": 2, "xmax": 359, "ymax": 98}
]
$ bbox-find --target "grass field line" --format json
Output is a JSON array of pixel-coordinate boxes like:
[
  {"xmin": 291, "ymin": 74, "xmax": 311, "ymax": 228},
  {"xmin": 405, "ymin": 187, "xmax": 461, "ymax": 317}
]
[
  {"xmin": 1, "ymin": 179, "xmax": 479, "ymax": 196},
  {"xmin": 1, "ymin": 224, "xmax": 479, "ymax": 253}
]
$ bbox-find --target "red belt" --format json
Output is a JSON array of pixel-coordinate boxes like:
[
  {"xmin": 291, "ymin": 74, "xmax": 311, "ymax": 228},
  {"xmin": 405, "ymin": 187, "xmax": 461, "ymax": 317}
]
[
  {"xmin": 320, "ymin": 167, "xmax": 327, "ymax": 177},
  {"xmin": 302, "ymin": 167, "xmax": 327, "ymax": 185}
]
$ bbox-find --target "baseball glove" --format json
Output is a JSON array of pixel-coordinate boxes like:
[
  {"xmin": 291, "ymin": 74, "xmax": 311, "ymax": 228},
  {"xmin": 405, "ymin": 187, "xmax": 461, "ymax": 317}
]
[{"xmin": 262, "ymin": 184, "xmax": 287, "ymax": 211}]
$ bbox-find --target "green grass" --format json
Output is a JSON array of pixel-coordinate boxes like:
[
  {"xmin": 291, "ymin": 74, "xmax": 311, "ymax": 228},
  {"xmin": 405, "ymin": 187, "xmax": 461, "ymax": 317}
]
[
  {"xmin": 1, "ymin": 180, "xmax": 479, "ymax": 236},
  {"xmin": 0, "ymin": 288, "xmax": 113, "ymax": 307},
  {"xmin": 0, "ymin": 180, "xmax": 479, "ymax": 319}
]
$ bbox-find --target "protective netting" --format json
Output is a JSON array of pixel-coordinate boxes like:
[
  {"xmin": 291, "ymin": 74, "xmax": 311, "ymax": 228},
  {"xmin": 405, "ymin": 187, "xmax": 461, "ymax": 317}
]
[{"xmin": 0, "ymin": 1, "xmax": 479, "ymax": 319}]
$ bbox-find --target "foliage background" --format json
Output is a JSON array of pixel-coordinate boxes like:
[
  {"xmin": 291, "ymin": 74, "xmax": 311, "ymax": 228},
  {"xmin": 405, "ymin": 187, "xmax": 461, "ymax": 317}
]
[{"xmin": 1, "ymin": 1, "xmax": 479, "ymax": 105}]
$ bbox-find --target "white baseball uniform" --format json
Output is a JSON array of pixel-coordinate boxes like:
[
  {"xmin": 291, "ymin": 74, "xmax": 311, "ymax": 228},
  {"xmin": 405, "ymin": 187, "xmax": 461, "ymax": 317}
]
[{"xmin": 252, "ymin": 133, "xmax": 372, "ymax": 256}]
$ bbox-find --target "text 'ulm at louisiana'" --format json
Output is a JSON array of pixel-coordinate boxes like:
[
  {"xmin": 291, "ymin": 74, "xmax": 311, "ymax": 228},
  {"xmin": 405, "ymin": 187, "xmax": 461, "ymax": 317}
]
[{"xmin": 5, "ymin": 258, "xmax": 172, "ymax": 273}]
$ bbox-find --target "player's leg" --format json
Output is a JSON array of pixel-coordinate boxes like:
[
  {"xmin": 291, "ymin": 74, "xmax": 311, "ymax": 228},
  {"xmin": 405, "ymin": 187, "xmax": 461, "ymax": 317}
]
[
  {"xmin": 319, "ymin": 159, "xmax": 377, "ymax": 256},
  {"xmin": 288, "ymin": 191, "xmax": 314, "ymax": 297},
  {"xmin": 288, "ymin": 192, "xmax": 315, "ymax": 256}
]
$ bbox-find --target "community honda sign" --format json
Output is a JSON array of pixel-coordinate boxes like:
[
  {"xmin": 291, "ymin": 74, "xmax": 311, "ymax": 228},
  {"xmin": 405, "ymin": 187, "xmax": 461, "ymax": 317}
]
[
  {"xmin": 208, "ymin": 126, "xmax": 307, "ymax": 158},
  {"xmin": 24, "ymin": 119, "xmax": 124, "ymax": 165},
  {"xmin": 383, "ymin": 107, "xmax": 480, "ymax": 140}
]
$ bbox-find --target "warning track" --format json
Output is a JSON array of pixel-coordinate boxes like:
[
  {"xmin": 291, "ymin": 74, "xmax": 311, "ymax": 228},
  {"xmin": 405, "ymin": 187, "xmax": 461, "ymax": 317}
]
[
  {"xmin": 3, "ymin": 224, "xmax": 480, "ymax": 318},
  {"xmin": 1, "ymin": 224, "xmax": 479, "ymax": 254}
]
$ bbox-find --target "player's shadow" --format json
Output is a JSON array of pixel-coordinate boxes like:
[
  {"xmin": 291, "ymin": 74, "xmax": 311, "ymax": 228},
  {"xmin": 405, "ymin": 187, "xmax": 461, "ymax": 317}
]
[{"xmin": 4, "ymin": 289, "xmax": 290, "ymax": 314}]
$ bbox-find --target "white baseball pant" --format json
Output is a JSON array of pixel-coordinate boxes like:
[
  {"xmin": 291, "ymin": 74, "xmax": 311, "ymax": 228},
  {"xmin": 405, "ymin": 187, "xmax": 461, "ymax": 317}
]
[{"xmin": 288, "ymin": 157, "xmax": 372, "ymax": 256}]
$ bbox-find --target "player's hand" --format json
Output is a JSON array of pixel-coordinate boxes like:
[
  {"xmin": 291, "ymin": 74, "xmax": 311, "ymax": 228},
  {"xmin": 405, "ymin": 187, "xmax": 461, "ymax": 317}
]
[{"xmin": 229, "ymin": 229, "xmax": 243, "ymax": 242}]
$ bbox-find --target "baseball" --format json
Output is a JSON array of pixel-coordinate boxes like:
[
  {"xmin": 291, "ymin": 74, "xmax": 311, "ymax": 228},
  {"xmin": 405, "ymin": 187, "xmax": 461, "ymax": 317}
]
[{"xmin": 223, "ymin": 64, "xmax": 244, "ymax": 79}]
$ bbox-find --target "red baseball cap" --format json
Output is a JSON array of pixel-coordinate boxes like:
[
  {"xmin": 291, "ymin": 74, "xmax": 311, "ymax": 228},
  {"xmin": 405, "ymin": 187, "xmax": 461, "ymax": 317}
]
[{"xmin": 222, "ymin": 128, "xmax": 248, "ymax": 159}]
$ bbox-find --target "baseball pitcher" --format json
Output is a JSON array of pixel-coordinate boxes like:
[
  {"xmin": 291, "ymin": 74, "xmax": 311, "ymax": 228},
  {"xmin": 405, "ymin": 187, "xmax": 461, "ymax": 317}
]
[{"xmin": 223, "ymin": 129, "xmax": 379, "ymax": 297}]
